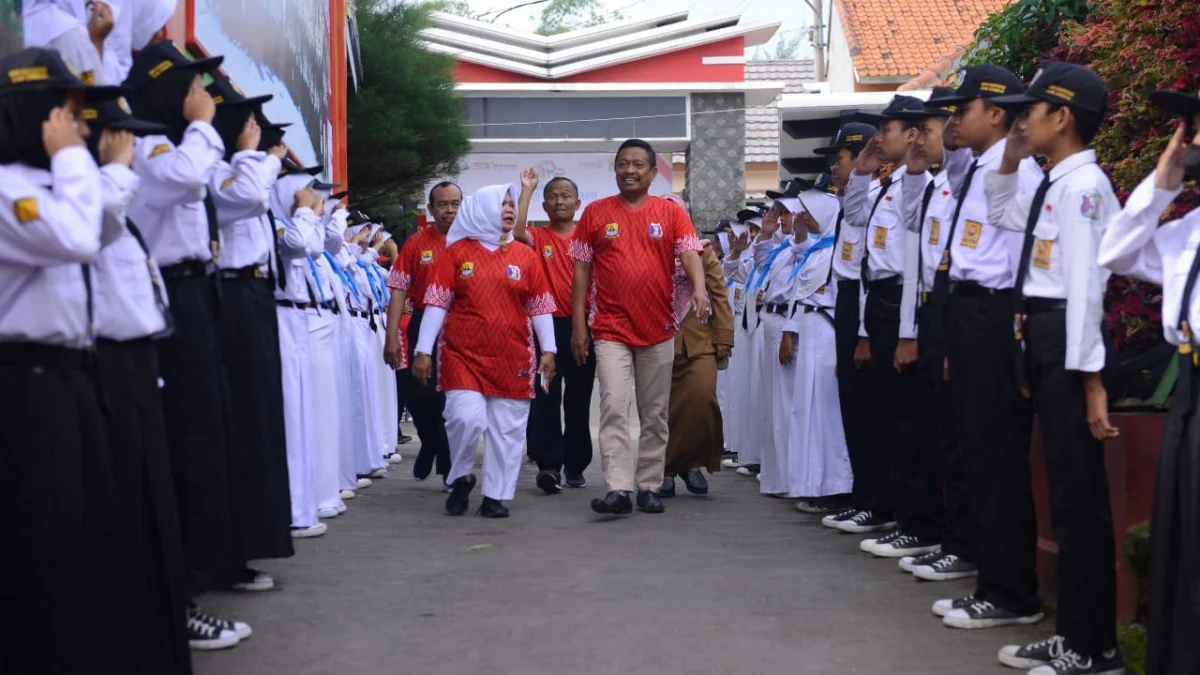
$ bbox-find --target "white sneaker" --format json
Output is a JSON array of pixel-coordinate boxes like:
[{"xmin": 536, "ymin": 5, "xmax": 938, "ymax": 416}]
[
  {"xmin": 356, "ymin": 477, "xmax": 373, "ymax": 489},
  {"xmin": 735, "ymin": 466, "xmax": 755, "ymax": 476},
  {"xmin": 318, "ymin": 507, "xmax": 339, "ymax": 519},
  {"xmin": 721, "ymin": 458, "xmax": 741, "ymax": 469},
  {"xmin": 336, "ymin": 503, "xmax": 347, "ymax": 515},
  {"xmin": 231, "ymin": 568, "xmax": 274, "ymax": 592},
  {"xmin": 387, "ymin": 453, "xmax": 403, "ymax": 465},
  {"xmin": 291, "ymin": 523, "xmax": 327, "ymax": 538},
  {"xmin": 340, "ymin": 489, "xmax": 356, "ymax": 500},
  {"xmin": 368, "ymin": 468, "xmax": 387, "ymax": 479}
]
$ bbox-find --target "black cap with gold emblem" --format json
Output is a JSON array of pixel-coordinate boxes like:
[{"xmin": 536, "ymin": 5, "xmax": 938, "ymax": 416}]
[
  {"xmin": 991, "ymin": 62, "xmax": 1109, "ymax": 117},
  {"xmin": 81, "ymin": 94, "xmax": 170, "ymax": 135},
  {"xmin": 926, "ymin": 64, "xmax": 1025, "ymax": 107},
  {"xmin": 0, "ymin": 47, "xmax": 123, "ymax": 99}
]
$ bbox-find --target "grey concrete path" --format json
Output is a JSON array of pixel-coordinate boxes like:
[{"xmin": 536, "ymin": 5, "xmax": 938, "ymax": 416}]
[{"xmin": 193, "ymin": 428, "xmax": 1047, "ymax": 675}]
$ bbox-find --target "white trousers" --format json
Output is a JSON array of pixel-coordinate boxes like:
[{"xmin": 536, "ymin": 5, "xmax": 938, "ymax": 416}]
[
  {"xmin": 740, "ymin": 314, "xmax": 769, "ymax": 466},
  {"xmin": 307, "ymin": 309, "xmax": 345, "ymax": 512},
  {"xmin": 725, "ymin": 309, "xmax": 750, "ymax": 454},
  {"xmin": 788, "ymin": 311, "xmax": 853, "ymax": 497},
  {"xmin": 443, "ymin": 390, "xmax": 530, "ymax": 502},
  {"xmin": 373, "ymin": 323, "xmax": 398, "ymax": 458},
  {"xmin": 277, "ymin": 306, "xmax": 318, "ymax": 528},
  {"xmin": 759, "ymin": 313, "xmax": 794, "ymax": 495},
  {"xmin": 336, "ymin": 315, "xmax": 377, "ymax": 491}
]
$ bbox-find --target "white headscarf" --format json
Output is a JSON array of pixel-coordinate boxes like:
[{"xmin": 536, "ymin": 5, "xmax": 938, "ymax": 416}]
[
  {"xmin": 446, "ymin": 183, "xmax": 516, "ymax": 250},
  {"xmin": 131, "ymin": 0, "xmax": 177, "ymax": 51},
  {"xmin": 790, "ymin": 189, "xmax": 843, "ymax": 300},
  {"xmin": 799, "ymin": 189, "xmax": 841, "ymax": 237},
  {"xmin": 269, "ymin": 174, "xmax": 317, "ymax": 227}
]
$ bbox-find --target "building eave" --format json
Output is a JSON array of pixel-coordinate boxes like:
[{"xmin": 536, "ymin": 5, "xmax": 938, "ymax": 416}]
[{"xmin": 455, "ymin": 81, "xmax": 786, "ymax": 108}]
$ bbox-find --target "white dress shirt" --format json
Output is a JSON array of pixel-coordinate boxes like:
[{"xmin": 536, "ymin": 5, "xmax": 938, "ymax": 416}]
[
  {"xmin": 723, "ymin": 253, "xmax": 753, "ymax": 316},
  {"xmin": 336, "ymin": 246, "xmax": 371, "ymax": 312},
  {"xmin": 93, "ymin": 163, "xmax": 170, "ymax": 341},
  {"xmin": 753, "ymin": 231, "xmax": 800, "ymax": 307},
  {"xmin": 1099, "ymin": 171, "xmax": 1194, "ymax": 347},
  {"xmin": 945, "ymin": 139, "xmax": 1044, "ymax": 288},
  {"xmin": 127, "ymin": 123, "xmax": 225, "ymax": 268},
  {"xmin": 275, "ymin": 207, "xmax": 320, "ymax": 304},
  {"xmin": 210, "ymin": 152, "xmax": 281, "ymax": 273},
  {"xmin": 985, "ymin": 149, "xmax": 1116, "ymax": 372},
  {"xmin": 846, "ymin": 168, "xmax": 921, "ymax": 340},
  {"xmin": 0, "ymin": 148, "xmax": 102, "ymax": 348},
  {"xmin": 783, "ymin": 234, "xmax": 838, "ymax": 334},
  {"xmin": 829, "ymin": 201, "xmax": 863, "ymax": 283},
  {"xmin": 901, "ymin": 169, "xmax": 956, "ymax": 299}
]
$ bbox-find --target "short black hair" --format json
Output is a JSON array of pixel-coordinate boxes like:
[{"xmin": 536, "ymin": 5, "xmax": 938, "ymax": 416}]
[
  {"xmin": 616, "ymin": 138, "xmax": 656, "ymax": 164},
  {"xmin": 428, "ymin": 181, "xmax": 461, "ymax": 205},
  {"xmin": 1045, "ymin": 103, "xmax": 1104, "ymax": 144},
  {"xmin": 543, "ymin": 176, "xmax": 579, "ymax": 199},
  {"xmin": 983, "ymin": 100, "xmax": 1017, "ymax": 130}
]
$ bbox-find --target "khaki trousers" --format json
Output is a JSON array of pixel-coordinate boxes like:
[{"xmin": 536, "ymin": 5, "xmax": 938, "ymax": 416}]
[{"xmin": 594, "ymin": 338, "xmax": 675, "ymax": 493}]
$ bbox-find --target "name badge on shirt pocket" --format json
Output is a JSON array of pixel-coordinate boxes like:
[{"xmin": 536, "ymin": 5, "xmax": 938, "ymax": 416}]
[
  {"xmin": 929, "ymin": 218, "xmax": 940, "ymax": 245},
  {"xmin": 961, "ymin": 220, "xmax": 982, "ymax": 248},
  {"xmin": 872, "ymin": 226, "xmax": 888, "ymax": 249},
  {"xmin": 841, "ymin": 241, "xmax": 854, "ymax": 261},
  {"xmin": 1033, "ymin": 240, "xmax": 1053, "ymax": 270}
]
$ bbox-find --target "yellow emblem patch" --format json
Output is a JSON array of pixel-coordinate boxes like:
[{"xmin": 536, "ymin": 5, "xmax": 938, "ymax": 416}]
[
  {"xmin": 543, "ymin": 244, "xmax": 553, "ymax": 258},
  {"xmin": 961, "ymin": 220, "xmax": 982, "ymax": 248},
  {"xmin": 81, "ymin": 108, "xmax": 98, "ymax": 120},
  {"xmin": 276, "ymin": 228, "xmax": 285, "ymax": 237},
  {"xmin": 928, "ymin": 218, "xmax": 940, "ymax": 246},
  {"xmin": 1033, "ymin": 240, "xmax": 1053, "ymax": 270},
  {"xmin": 604, "ymin": 223, "xmax": 619, "ymax": 239},
  {"xmin": 7, "ymin": 66, "xmax": 48, "ymax": 83},
  {"xmin": 149, "ymin": 144, "xmax": 171, "ymax": 158},
  {"xmin": 220, "ymin": 177, "xmax": 236, "ymax": 190},
  {"xmin": 460, "ymin": 261, "xmax": 475, "ymax": 277},
  {"xmin": 14, "ymin": 197, "xmax": 39, "ymax": 223},
  {"xmin": 80, "ymin": 70, "xmax": 95, "ymax": 85},
  {"xmin": 872, "ymin": 226, "xmax": 888, "ymax": 249},
  {"xmin": 841, "ymin": 241, "xmax": 854, "ymax": 261},
  {"xmin": 148, "ymin": 60, "xmax": 173, "ymax": 79},
  {"xmin": 420, "ymin": 250, "xmax": 434, "ymax": 264}
]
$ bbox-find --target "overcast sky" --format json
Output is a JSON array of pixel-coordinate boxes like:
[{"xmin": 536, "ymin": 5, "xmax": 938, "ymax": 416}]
[{"xmin": 447, "ymin": 0, "xmax": 817, "ymax": 59}]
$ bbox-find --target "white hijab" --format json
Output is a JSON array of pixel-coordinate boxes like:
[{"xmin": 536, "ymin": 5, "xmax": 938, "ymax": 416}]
[
  {"xmin": 131, "ymin": 0, "xmax": 177, "ymax": 51},
  {"xmin": 791, "ymin": 189, "xmax": 842, "ymax": 300},
  {"xmin": 269, "ymin": 174, "xmax": 317, "ymax": 227},
  {"xmin": 446, "ymin": 183, "xmax": 516, "ymax": 250},
  {"xmin": 800, "ymin": 189, "xmax": 841, "ymax": 237}
]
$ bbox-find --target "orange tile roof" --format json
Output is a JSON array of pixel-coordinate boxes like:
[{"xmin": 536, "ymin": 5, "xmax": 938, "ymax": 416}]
[{"xmin": 835, "ymin": 0, "xmax": 1012, "ymax": 79}]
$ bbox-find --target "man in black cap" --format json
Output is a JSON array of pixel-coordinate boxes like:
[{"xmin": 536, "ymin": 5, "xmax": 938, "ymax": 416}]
[
  {"xmin": 0, "ymin": 46, "xmax": 129, "ymax": 674},
  {"xmin": 1099, "ymin": 86, "xmax": 1200, "ymax": 675},
  {"xmin": 982, "ymin": 61, "xmax": 1122, "ymax": 674},
  {"xmin": 807, "ymin": 121, "xmax": 877, "ymax": 520},
  {"xmin": 925, "ymin": 64, "xmax": 1048, "ymax": 630}
]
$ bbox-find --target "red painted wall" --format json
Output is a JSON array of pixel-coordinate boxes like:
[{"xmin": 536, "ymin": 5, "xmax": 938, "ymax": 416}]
[{"xmin": 451, "ymin": 37, "xmax": 745, "ymax": 84}]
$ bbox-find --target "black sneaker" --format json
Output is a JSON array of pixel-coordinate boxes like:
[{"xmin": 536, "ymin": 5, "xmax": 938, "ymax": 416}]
[
  {"xmin": 536, "ymin": 470, "xmax": 562, "ymax": 495},
  {"xmin": 932, "ymin": 595, "xmax": 975, "ymax": 617},
  {"xmin": 871, "ymin": 533, "xmax": 941, "ymax": 558},
  {"xmin": 1028, "ymin": 648, "xmax": 1124, "ymax": 675},
  {"xmin": 636, "ymin": 489, "xmax": 665, "ymax": 513},
  {"xmin": 187, "ymin": 609, "xmax": 239, "ymax": 650},
  {"xmin": 821, "ymin": 507, "xmax": 859, "ymax": 529},
  {"xmin": 859, "ymin": 529, "xmax": 902, "ymax": 553},
  {"xmin": 912, "ymin": 553, "xmax": 979, "ymax": 581},
  {"xmin": 999, "ymin": 635, "xmax": 1067, "ymax": 669},
  {"xmin": 834, "ymin": 509, "xmax": 897, "ymax": 534},
  {"xmin": 943, "ymin": 599, "xmax": 1044, "ymax": 629},
  {"xmin": 656, "ymin": 476, "xmax": 676, "ymax": 498},
  {"xmin": 591, "ymin": 490, "xmax": 633, "ymax": 515},
  {"xmin": 477, "ymin": 497, "xmax": 510, "ymax": 518},
  {"xmin": 564, "ymin": 471, "xmax": 587, "ymax": 488},
  {"xmin": 735, "ymin": 463, "xmax": 761, "ymax": 477},
  {"xmin": 899, "ymin": 547, "xmax": 943, "ymax": 573},
  {"xmin": 680, "ymin": 469, "xmax": 709, "ymax": 495},
  {"xmin": 445, "ymin": 474, "xmax": 476, "ymax": 516},
  {"xmin": 189, "ymin": 605, "xmax": 251, "ymax": 641}
]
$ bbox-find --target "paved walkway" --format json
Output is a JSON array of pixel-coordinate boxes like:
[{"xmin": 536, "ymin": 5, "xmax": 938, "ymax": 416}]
[{"xmin": 194, "ymin": 425, "xmax": 1047, "ymax": 675}]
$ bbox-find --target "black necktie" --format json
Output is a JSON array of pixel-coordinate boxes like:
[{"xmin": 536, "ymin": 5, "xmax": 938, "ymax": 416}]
[
  {"xmin": 930, "ymin": 160, "xmax": 979, "ymax": 305},
  {"xmin": 825, "ymin": 209, "xmax": 845, "ymax": 286},
  {"xmin": 203, "ymin": 190, "xmax": 222, "ymax": 302},
  {"xmin": 1011, "ymin": 171, "xmax": 1053, "ymax": 392},
  {"xmin": 916, "ymin": 179, "xmax": 937, "ymax": 296},
  {"xmin": 266, "ymin": 210, "xmax": 286, "ymax": 290},
  {"xmin": 861, "ymin": 177, "xmax": 894, "ymax": 283},
  {"xmin": 1174, "ymin": 240, "xmax": 1200, "ymax": 408},
  {"xmin": 81, "ymin": 262, "xmax": 94, "ymax": 344},
  {"xmin": 126, "ymin": 219, "xmax": 175, "ymax": 335}
]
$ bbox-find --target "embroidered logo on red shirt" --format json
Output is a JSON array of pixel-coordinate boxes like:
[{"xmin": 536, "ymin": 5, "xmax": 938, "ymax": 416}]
[
  {"xmin": 421, "ymin": 250, "xmax": 433, "ymax": 264},
  {"xmin": 543, "ymin": 245, "xmax": 553, "ymax": 258},
  {"xmin": 648, "ymin": 223, "xmax": 663, "ymax": 238},
  {"xmin": 604, "ymin": 223, "xmax": 619, "ymax": 238},
  {"xmin": 506, "ymin": 264, "xmax": 521, "ymax": 281},
  {"xmin": 460, "ymin": 262, "xmax": 474, "ymax": 277}
]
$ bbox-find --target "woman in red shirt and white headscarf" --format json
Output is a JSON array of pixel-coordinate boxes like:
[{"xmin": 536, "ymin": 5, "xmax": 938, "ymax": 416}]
[{"xmin": 412, "ymin": 184, "xmax": 557, "ymax": 518}]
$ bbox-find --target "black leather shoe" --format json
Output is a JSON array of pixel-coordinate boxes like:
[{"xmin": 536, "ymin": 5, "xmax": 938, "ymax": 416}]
[
  {"xmin": 413, "ymin": 446, "xmax": 436, "ymax": 481},
  {"xmin": 656, "ymin": 476, "xmax": 676, "ymax": 498},
  {"xmin": 444, "ymin": 474, "xmax": 476, "ymax": 515},
  {"xmin": 477, "ymin": 497, "xmax": 510, "ymax": 518},
  {"xmin": 680, "ymin": 469, "xmax": 709, "ymax": 495},
  {"xmin": 535, "ymin": 470, "xmax": 562, "ymax": 495},
  {"xmin": 636, "ymin": 489, "xmax": 665, "ymax": 514},
  {"xmin": 590, "ymin": 490, "xmax": 633, "ymax": 515}
]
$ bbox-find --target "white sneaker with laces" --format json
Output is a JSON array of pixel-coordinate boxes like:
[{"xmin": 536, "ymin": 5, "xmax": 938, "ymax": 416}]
[
  {"xmin": 291, "ymin": 523, "xmax": 327, "ymax": 538},
  {"xmin": 356, "ymin": 477, "xmax": 373, "ymax": 489},
  {"xmin": 721, "ymin": 458, "xmax": 741, "ymax": 469},
  {"xmin": 340, "ymin": 489, "xmax": 356, "ymax": 500},
  {"xmin": 368, "ymin": 467, "xmax": 387, "ymax": 479}
]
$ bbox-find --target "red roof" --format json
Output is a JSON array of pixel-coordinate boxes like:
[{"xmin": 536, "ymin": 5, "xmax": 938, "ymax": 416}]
[{"xmin": 835, "ymin": 0, "xmax": 1011, "ymax": 79}]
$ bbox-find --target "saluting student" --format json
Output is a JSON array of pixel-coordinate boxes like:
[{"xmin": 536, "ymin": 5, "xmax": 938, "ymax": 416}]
[
  {"xmin": 925, "ymin": 66, "xmax": 1048, "ymax": 630},
  {"xmin": 983, "ymin": 60, "xmax": 1123, "ymax": 675},
  {"xmin": 0, "ymin": 47, "xmax": 126, "ymax": 675},
  {"xmin": 206, "ymin": 74, "xmax": 295, "ymax": 584},
  {"xmin": 1098, "ymin": 88, "xmax": 1200, "ymax": 675},
  {"xmin": 718, "ymin": 214, "xmax": 754, "ymax": 467},
  {"xmin": 810, "ymin": 122, "xmax": 874, "ymax": 520},
  {"xmin": 724, "ymin": 206, "xmax": 766, "ymax": 477},
  {"xmin": 412, "ymin": 184, "xmax": 557, "ymax": 518}
]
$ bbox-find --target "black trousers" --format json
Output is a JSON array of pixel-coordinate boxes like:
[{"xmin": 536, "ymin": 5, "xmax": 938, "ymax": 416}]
[
  {"xmin": 1147, "ymin": 354, "xmax": 1200, "ymax": 674},
  {"xmin": 217, "ymin": 278, "xmax": 293, "ymax": 561},
  {"xmin": 405, "ymin": 308, "xmax": 450, "ymax": 477},
  {"xmin": 1025, "ymin": 308, "xmax": 1117, "ymax": 654},
  {"xmin": 0, "ymin": 344, "xmax": 128, "ymax": 675},
  {"xmin": 95, "ymin": 339, "xmax": 193, "ymax": 675},
  {"xmin": 835, "ymin": 279, "xmax": 879, "ymax": 510},
  {"xmin": 528, "ymin": 316, "xmax": 596, "ymax": 474},
  {"xmin": 158, "ymin": 275, "xmax": 240, "ymax": 592},
  {"xmin": 863, "ymin": 283, "xmax": 921, "ymax": 525},
  {"xmin": 909, "ymin": 303, "xmax": 951, "ymax": 542},
  {"xmin": 946, "ymin": 290, "xmax": 1037, "ymax": 615}
]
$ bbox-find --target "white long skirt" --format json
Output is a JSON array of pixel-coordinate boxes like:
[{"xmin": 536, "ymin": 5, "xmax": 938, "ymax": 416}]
[
  {"xmin": 787, "ymin": 310, "xmax": 853, "ymax": 497},
  {"xmin": 758, "ymin": 313, "xmax": 792, "ymax": 494},
  {"xmin": 307, "ymin": 308, "xmax": 345, "ymax": 512},
  {"xmin": 277, "ymin": 306, "xmax": 318, "ymax": 528},
  {"xmin": 732, "ymin": 310, "xmax": 765, "ymax": 464},
  {"xmin": 373, "ymin": 319, "xmax": 399, "ymax": 461},
  {"xmin": 338, "ymin": 315, "xmax": 382, "ymax": 490}
]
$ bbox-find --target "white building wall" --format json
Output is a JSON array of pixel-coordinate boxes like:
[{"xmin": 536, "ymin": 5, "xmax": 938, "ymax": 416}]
[{"xmin": 825, "ymin": 3, "xmax": 857, "ymax": 94}]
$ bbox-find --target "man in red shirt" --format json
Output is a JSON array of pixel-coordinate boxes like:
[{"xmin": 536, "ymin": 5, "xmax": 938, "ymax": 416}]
[
  {"xmin": 384, "ymin": 181, "xmax": 460, "ymax": 485},
  {"xmin": 514, "ymin": 170, "xmax": 596, "ymax": 494},
  {"xmin": 570, "ymin": 139, "xmax": 709, "ymax": 515}
]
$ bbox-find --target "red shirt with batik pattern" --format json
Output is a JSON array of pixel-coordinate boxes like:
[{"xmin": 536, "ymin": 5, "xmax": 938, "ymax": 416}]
[
  {"xmin": 527, "ymin": 225, "xmax": 593, "ymax": 319},
  {"xmin": 388, "ymin": 227, "xmax": 447, "ymax": 311},
  {"xmin": 423, "ymin": 240, "xmax": 556, "ymax": 399},
  {"xmin": 569, "ymin": 195, "xmax": 702, "ymax": 348}
]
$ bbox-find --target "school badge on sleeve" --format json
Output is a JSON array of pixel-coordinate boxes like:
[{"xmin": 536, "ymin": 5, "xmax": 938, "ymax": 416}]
[
  {"xmin": 506, "ymin": 265, "xmax": 522, "ymax": 281},
  {"xmin": 13, "ymin": 197, "xmax": 39, "ymax": 223},
  {"xmin": 149, "ymin": 144, "xmax": 171, "ymax": 158},
  {"xmin": 420, "ymin": 250, "xmax": 434, "ymax": 264},
  {"xmin": 648, "ymin": 223, "xmax": 663, "ymax": 238},
  {"xmin": 604, "ymin": 223, "xmax": 620, "ymax": 239},
  {"xmin": 460, "ymin": 261, "xmax": 474, "ymax": 277},
  {"xmin": 1080, "ymin": 191, "xmax": 1099, "ymax": 220}
]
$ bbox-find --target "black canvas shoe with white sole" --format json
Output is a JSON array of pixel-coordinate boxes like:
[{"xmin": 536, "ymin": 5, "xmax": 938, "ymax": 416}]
[
  {"xmin": 1027, "ymin": 648, "xmax": 1124, "ymax": 675},
  {"xmin": 899, "ymin": 548, "xmax": 943, "ymax": 573},
  {"xmin": 821, "ymin": 507, "xmax": 859, "ymax": 529},
  {"xmin": 872, "ymin": 533, "xmax": 941, "ymax": 558},
  {"xmin": 932, "ymin": 596, "xmax": 975, "ymax": 617},
  {"xmin": 943, "ymin": 599, "xmax": 1044, "ymax": 629},
  {"xmin": 860, "ymin": 529, "xmax": 901, "ymax": 553},
  {"xmin": 912, "ymin": 553, "xmax": 978, "ymax": 581},
  {"xmin": 189, "ymin": 605, "xmax": 252, "ymax": 640},
  {"xmin": 999, "ymin": 635, "xmax": 1067, "ymax": 669},
  {"xmin": 834, "ymin": 509, "xmax": 897, "ymax": 534},
  {"xmin": 187, "ymin": 611, "xmax": 239, "ymax": 650}
]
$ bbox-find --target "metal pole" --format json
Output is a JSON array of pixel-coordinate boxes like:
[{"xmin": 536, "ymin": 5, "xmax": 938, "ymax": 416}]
[{"xmin": 812, "ymin": 0, "xmax": 826, "ymax": 81}]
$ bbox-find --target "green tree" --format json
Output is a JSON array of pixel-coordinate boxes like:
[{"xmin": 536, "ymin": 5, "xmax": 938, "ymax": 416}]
[
  {"xmin": 348, "ymin": 0, "xmax": 470, "ymax": 211},
  {"xmin": 536, "ymin": 0, "xmax": 622, "ymax": 36},
  {"xmin": 964, "ymin": 0, "xmax": 1090, "ymax": 79}
]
